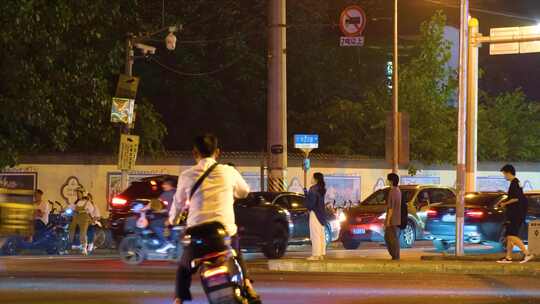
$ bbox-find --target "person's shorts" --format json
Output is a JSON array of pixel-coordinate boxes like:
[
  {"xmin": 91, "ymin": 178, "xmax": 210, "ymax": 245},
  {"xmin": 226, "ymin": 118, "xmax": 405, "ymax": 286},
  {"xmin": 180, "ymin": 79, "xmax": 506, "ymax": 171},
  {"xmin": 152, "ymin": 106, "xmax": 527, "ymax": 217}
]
[{"xmin": 505, "ymin": 218, "xmax": 525, "ymax": 237}]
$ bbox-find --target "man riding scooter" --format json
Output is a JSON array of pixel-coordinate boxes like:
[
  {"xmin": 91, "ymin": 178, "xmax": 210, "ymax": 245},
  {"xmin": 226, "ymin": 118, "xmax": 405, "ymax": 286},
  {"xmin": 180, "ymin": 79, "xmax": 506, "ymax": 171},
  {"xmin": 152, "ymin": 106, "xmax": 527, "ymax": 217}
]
[
  {"xmin": 168, "ymin": 134, "xmax": 260, "ymax": 304},
  {"xmin": 153, "ymin": 177, "xmax": 177, "ymax": 253}
]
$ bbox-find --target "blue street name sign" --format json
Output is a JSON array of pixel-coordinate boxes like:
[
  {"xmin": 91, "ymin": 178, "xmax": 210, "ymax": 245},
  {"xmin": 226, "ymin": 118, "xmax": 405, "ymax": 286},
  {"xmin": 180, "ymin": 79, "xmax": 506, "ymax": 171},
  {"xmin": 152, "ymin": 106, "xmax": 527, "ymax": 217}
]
[{"xmin": 294, "ymin": 134, "xmax": 319, "ymax": 149}]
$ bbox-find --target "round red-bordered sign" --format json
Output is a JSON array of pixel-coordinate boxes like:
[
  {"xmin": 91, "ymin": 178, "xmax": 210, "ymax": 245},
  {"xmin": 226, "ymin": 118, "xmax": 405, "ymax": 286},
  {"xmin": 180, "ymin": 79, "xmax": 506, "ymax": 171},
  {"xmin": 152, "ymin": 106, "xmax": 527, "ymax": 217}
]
[{"xmin": 339, "ymin": 5, "xmax": 367, "ymax": 37}]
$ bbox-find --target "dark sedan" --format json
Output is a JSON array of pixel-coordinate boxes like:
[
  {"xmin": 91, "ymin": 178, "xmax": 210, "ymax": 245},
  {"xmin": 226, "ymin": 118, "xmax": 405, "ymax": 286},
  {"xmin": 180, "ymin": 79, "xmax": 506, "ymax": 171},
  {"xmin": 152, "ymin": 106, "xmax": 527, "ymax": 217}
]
[
  {"xmin": 424, "ymin": 192, "xmax": 540, "ymax": 251},
  {"xmin": 109, "ymin": 175, "xmax": 293, "ymax": 259},
  {"xmin": 244, "ymin": 192, "xmax": 341, "ymax": 245}
]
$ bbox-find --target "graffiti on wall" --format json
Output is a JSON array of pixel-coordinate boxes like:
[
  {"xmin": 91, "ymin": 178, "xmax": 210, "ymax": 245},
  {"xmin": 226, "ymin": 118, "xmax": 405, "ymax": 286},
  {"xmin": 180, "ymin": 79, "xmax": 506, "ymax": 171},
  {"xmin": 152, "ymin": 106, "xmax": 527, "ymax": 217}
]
[
  {"xmin": 60, "ymin": 176, "xmax": 83, "ymax": 204},
  {"xmin": 0, "ymin": 172, "xmax": 37, "ymax": 191},
  {"xmin": 241, "ymin": 172, "xmax": 267, "ymax": 192},
  {"xmin": 401, "ymin": 176, "xmax": 441, "ymax": 185},
  {"xmin": 325, "ymin": 175, "xmax": 361, "ymax": 203}
]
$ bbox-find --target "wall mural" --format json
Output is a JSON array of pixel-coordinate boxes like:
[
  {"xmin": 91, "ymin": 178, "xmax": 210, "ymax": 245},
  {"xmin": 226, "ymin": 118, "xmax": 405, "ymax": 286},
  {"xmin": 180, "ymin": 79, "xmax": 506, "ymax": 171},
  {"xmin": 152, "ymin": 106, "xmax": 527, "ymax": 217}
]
[
  {"xmin": 401, "ymin": 176, "xmax": 441, "ymax": 185},
  {"xmin": 0, "ymin": 172, "xmax": 37, "ymax": 191},
  {"xmin": 324, "ymin": 175, "xmax": 361, "ymax": 204},
  {"xmin": 60, "ymin": 176, "xmax": 83, "ymax": 205}
]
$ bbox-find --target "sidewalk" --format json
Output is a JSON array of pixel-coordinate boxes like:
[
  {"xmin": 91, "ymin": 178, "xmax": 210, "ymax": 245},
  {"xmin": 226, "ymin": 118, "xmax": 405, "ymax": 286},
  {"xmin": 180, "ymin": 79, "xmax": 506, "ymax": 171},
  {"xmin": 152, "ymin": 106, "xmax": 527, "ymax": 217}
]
[{"xmin": 268, "ymin": 254, "xmax": 540, "ymax": 276}]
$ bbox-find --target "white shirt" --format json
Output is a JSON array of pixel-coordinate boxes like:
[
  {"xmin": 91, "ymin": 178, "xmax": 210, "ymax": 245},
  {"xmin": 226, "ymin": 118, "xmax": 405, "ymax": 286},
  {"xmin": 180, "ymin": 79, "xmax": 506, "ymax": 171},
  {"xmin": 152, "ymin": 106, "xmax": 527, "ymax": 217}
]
[
  {"xmin": 35, "ymin": 200, "xmax": 50, "ymax": 225},
  {"xmin": 169, "ymin": 158, "xmax": 250, "ymax": 236},
  {"xmin": 69, "ymin": 199, "xmax": 99, "ymax": 218}
]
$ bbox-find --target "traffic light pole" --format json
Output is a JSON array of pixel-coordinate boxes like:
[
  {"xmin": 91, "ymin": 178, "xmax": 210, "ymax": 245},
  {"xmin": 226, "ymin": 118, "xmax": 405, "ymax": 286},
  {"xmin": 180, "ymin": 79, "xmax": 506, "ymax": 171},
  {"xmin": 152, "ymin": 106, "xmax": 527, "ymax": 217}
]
[
  {"xmin": 455, "ymin": 0, "xmax": 469, "ymax": 257},
  {"xmin": 267, "ymin": 0, "xmax": 288, "ymax": 192},
  {"xmin": 465, "ymin": 18, "xmax": 479, "ymax": 193}
]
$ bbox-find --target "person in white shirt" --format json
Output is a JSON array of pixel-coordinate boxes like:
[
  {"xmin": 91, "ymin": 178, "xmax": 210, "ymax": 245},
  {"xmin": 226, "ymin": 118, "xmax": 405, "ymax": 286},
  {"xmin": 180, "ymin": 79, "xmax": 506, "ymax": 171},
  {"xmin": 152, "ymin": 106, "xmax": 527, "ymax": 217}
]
[
  {"xmin": 33, "ymin": 189, "xmax": 50, "ymax": 240},
  {"xmin": 85, "ymin": 193, "xmax": 102, "ymax": 254},
  {"xmin": 168, "ymin": 134, "xmax": 259, "ymax": 304},
  {"xmin": 68, "ymin": 188, "xmax": 97, "ymax": 255}
]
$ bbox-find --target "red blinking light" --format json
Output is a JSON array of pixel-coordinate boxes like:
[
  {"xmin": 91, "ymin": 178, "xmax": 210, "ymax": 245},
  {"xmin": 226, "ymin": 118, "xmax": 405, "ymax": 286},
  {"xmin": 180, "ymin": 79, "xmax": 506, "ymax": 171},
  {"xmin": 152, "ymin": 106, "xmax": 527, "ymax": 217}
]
[
  {"xmin": 111, "ymin": 197, "xmax": 127, "ymax": 207},
  {"xmin": 465, "ymin": 209, "xmax": 485, "ymax": 219}
]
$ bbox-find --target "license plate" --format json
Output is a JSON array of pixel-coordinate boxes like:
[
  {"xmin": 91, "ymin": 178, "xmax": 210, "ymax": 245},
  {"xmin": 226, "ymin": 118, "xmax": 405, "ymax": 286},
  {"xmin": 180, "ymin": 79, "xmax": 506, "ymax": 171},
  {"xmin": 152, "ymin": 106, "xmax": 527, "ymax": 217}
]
[
  {"xmin": 206, "ymin": 274, "xmax": 229, "ymax": 288},
  {"xmin": 352, "ymin": 228, "xmax": 366, "ymax": 235},
  {"xmin": 442, "ymin": 214, "xmax": 456, "ymax": 222}
]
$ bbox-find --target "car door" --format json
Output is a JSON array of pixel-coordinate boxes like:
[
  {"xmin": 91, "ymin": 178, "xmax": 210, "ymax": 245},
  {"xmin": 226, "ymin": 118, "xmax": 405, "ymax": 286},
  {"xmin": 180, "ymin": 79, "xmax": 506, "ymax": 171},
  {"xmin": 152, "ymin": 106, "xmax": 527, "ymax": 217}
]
[
  {"xmin": 282, "ymin": 194, "xmax": 310, "ymax": 240},
  {"xmin": 522, "ymin": 195, "xmax": 540, "ymax": 241}
]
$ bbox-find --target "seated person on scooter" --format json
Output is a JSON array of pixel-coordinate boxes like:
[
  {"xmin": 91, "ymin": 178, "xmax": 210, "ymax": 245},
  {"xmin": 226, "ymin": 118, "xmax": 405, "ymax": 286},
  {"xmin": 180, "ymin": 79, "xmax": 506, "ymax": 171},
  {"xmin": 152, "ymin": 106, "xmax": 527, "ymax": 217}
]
[
  {"xmin": 33, "ymin": 189, "xmax": 50, "ymax": 241},
  {"xmin": 154, "ymin": 177, "xmax": 177, "ymax": 253},
  {"xmin": 167, "ymin": 134, "xmax": 260, "ymax": 304}
]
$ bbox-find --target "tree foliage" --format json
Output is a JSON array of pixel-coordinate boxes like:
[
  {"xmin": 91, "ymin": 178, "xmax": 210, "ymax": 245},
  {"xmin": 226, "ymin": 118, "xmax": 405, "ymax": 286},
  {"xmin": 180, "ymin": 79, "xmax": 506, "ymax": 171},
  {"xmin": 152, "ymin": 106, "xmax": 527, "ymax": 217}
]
[{"xmin": 0, "ymin": 0, "xmax": 166, "ymax": 168}]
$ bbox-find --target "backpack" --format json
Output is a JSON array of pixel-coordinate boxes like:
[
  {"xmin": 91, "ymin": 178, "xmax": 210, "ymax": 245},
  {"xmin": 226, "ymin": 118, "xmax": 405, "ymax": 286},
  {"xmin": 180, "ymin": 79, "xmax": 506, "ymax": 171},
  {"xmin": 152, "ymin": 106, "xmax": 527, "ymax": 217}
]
[{"xmin": 399, "ymin": 193, "xmax": 408, "ymax": 230}]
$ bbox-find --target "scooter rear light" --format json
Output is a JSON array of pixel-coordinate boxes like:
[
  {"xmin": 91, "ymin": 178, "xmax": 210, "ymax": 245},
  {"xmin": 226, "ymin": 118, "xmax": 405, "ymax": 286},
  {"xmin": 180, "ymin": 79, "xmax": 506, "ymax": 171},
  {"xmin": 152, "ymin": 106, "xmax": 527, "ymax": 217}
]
[
  {"xmin": 111, "ymin": 197, "xmax": 127, "ymax": 207},
  {"xmin": 202, "ymin": 266, "xmax": 229, "ymax": 278},
  {"xmin": 427, "ymin": 209, "xmax": 438, "ymax": 218}
]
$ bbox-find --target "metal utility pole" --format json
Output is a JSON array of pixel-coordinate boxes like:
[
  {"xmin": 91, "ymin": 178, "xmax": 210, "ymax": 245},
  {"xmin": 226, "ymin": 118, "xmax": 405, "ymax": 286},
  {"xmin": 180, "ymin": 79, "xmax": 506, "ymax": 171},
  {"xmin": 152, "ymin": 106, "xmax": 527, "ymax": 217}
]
[
  {"xmin": 267, "ymin": 0, "xmax": 288, "ymax": 192},
  {"xmin": 391, "ymin": 0, "xmax": 399, "ymax": 174},
  {"xmin": 466, "ymin": 18, "xmax": 479, "ymax": 193},
  {"xmin": 120, "ymin": 34, "xmax": 135, "ymax": 190},
  {"xmin": 455, "ymin": 0, "xmax": 469, "ymax": 257}
]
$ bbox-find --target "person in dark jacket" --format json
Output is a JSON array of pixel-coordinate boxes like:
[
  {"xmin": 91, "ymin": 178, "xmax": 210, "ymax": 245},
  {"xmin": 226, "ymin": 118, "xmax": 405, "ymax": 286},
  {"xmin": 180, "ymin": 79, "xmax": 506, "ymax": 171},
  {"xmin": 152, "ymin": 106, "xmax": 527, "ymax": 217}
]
[
  {"xmin": 497, "ymin": 164, "xmax": 534, "ymax": 264},
  {"xmin": 305, "ymin": 172, "xmax": 328, "ymax": 261}
]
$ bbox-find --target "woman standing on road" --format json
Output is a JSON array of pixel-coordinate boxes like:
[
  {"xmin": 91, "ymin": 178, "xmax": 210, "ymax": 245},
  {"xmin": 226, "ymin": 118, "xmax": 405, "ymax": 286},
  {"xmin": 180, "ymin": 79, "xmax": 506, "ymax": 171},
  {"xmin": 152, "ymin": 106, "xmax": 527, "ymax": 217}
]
[{"xmin": 306, "ymin": 172, "xmax": 328, "ymax": 261}]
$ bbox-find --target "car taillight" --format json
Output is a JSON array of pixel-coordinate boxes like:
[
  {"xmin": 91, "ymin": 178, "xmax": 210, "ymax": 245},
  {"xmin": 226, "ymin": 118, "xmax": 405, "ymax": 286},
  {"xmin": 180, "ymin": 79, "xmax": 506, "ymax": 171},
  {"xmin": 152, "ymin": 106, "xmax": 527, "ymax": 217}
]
[
  {"xmin": 427, "ymin": 209, "xmax": 438, "ymax": 218},
  {"xmin": 111, "ymin": 197, "xmax": 127, "ymax": 207},
  {"xmin": 465, "ymin": 209, "xmax": 485, "ymax": 219}
]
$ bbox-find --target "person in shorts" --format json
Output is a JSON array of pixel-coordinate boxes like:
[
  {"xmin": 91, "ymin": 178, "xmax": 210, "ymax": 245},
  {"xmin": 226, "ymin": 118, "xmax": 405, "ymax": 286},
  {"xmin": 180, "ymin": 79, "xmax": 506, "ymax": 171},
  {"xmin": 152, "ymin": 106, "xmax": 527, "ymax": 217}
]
[{"xmin": 497, "ymin": 164, "xmax": 534, "ymax": 264}]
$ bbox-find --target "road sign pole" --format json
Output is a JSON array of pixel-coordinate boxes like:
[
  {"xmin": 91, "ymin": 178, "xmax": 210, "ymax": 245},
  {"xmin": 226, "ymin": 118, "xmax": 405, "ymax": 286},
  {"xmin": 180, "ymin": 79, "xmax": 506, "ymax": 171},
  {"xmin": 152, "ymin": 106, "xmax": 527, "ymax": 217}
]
[
  {"xmin": 455, "ymin": 0, "xmax": 469, "ymax": 257},
  {"xmin": 466, "ymin": 18, "xmax": 480, "ymax": 193},
  {"xmin": 267, "ymin": 0, "xmax": 288, "ymax": 192},
  {"xmin": 391, "ymin": 0, "xmax": 399, "ymax": 174},
  {"xmin": 120, "ymin": 34, "xmax": 135, "ymax": 191}
]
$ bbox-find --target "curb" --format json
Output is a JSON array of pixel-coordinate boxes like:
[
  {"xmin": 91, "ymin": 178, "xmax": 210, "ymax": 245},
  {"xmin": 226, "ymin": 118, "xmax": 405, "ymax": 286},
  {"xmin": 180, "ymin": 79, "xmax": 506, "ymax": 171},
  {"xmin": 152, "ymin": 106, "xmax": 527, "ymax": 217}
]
[{"xmin": 268, "ymin": 258, "xmax": 540, "ymax": 276}]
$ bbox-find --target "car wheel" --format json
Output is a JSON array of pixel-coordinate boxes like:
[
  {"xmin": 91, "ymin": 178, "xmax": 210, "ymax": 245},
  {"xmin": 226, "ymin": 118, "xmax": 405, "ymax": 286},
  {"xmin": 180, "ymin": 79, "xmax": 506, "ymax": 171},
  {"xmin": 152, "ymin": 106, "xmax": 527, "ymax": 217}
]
[
  {"xmin": 341, "ymin": 232, "xmax": 361, "ymax": 250},
  {"xmin": 119, "ymin": 235, "xmax": 145, "ymax": 265},
  {"xmin": 399, "ymin": 222, "xmax": 416, "ymax": 249},
  {"xmin": 262, "ymin": 225, "xmax": 288, "ymax": 259},
  {"xmin": 2, "ymin": 238, "xmax": 19, "ymax": 256},
  {"xmin": 433, "ymin": 239, "xmax": 451, "ymax": 252},
  {"xmin": 94, "ymin": 228, "xmax": 107, "ymax": 249},
  {"xmin": 483, "ymin": 229, "xmax": 507, "ymax": 253}
]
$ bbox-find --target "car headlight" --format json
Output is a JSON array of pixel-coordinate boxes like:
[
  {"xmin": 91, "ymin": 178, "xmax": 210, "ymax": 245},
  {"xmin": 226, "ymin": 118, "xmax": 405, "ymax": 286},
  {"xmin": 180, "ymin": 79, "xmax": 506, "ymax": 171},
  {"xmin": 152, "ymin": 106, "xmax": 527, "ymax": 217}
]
[
  {"xmin": 338, "ymin": 212, "xmax": 347, "ymax": 223},
  {"xmin": 378, "ymin": 213, "xmax": 386, "ymax": 220}
]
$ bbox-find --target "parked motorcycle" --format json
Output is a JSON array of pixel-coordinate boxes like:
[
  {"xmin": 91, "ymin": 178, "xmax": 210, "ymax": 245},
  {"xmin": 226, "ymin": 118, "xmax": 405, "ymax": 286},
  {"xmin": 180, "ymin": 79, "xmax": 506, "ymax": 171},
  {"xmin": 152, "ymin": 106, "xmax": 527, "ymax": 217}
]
[
  {"xmin": 185, "ymin": 221, "xmax": 255, "ymax": 304},
  {"xmin": 1, "ymin": 203, "xmax": 70, "ymax": 255},
  {"xmin": 118, "ymin": 202, "xmax": 184, "ymax": 264}
]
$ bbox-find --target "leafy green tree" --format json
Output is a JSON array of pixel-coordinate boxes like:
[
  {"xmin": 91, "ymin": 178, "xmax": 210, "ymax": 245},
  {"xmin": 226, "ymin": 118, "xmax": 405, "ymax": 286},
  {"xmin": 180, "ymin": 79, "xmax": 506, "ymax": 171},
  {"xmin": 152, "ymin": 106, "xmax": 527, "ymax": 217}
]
[
  {"xmin": 0, "ymin": 0, "xmax": 166, "ymax": 169},
  {"xmin": 478, "ymin": 90, "xmax": 540, "ymax": 161},
  {"xmin": 398, "ymin": 11, "xmax": 457, "ymax": 164}
]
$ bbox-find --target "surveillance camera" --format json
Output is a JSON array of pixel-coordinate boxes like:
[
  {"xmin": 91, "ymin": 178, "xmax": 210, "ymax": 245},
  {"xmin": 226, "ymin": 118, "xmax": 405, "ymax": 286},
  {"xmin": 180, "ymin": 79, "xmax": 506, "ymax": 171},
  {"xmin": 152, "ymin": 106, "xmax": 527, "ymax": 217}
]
[{"xmin": 134, "ymin": 43, "xmax": 156, "ymax": 55}]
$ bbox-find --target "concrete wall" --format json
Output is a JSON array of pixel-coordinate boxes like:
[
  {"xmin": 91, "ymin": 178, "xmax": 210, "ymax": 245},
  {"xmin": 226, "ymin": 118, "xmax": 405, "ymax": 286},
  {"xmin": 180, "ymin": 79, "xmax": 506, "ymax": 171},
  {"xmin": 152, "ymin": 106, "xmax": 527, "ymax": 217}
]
[{"xmin": 2, "ymin": 153, "xmax": 539, "ymax": 217}]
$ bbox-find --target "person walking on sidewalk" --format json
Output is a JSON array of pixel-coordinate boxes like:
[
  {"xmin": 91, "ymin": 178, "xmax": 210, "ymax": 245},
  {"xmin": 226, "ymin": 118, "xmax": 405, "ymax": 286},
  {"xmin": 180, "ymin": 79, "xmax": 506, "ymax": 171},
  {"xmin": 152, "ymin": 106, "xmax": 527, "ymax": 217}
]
[
  {"xmin": 384, "ymin": 173, "xmax": 402, "ymax": 260},
  {"xmin": 497, "ymin": 164, "xmax": 535, "ymax": 264},
  {"xmin": 306, "ymin": 172, "xmax": 328, "ymax": 261}
]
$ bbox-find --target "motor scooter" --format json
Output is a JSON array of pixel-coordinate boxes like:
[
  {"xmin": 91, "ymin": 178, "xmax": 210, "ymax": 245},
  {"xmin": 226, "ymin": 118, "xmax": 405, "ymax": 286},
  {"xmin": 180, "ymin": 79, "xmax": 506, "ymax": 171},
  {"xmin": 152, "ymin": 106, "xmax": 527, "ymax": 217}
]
[
  {"xmin": 1, "ymin": 203, "xmax": 70, "ymax": 255},
  {"xmin": 118, "ymin": 202, "xmax": 184, "ymax": 264}
]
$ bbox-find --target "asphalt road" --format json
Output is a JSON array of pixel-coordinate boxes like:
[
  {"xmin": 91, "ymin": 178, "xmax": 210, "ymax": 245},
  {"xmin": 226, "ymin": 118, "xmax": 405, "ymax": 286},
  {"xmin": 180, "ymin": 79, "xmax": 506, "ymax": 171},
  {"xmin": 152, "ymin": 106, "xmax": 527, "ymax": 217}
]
[{"xmin": 1, "ymin": 254, "xmax": 540, "ymax": 304}]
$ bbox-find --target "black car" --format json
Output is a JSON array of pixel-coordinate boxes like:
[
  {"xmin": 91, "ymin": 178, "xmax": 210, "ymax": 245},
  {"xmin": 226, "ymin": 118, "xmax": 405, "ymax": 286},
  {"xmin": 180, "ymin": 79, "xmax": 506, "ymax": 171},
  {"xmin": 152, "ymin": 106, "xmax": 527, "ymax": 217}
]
[
  {"xmin": 424, "ymin": 191, "xmax": 540, "ymax": 251},
  {"xmin": 109, "ymin": 175, "xmax": 293, "ymax": 259},
  {"xmin": 340, "ymin": 185, "xmax": 456, "ymax": 250},
  {"xmin": 243, "ymin": 192, "xmax": 341, "ymax": 245}
]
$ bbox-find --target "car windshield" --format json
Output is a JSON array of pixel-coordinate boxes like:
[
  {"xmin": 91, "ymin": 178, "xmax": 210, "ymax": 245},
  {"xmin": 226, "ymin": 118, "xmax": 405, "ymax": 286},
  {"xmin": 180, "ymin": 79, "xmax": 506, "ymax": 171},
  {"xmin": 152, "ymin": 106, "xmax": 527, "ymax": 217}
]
[{"xmin": 361, "ymin": 188, "xmax": 414, "ymax": 206}]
